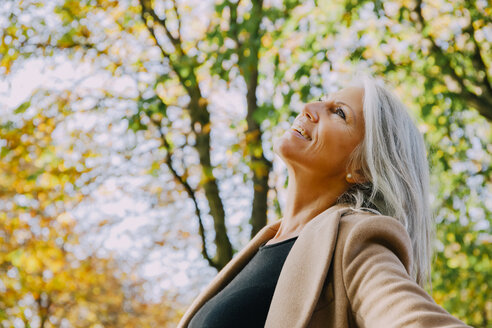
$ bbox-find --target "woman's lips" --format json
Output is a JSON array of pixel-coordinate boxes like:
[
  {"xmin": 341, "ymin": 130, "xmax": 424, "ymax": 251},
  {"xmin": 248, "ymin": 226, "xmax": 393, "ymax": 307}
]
[
  {"xmin": 289, "ymin": 129, "xmax": 310, "ymax": 141},
  {"xmin": 291, "ymin": 121, "xmax": 312, "ymax": 140}
]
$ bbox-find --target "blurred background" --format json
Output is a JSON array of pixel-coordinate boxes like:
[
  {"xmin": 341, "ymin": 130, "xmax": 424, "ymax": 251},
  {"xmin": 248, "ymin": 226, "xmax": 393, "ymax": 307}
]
[{"xmin": 0, "ymin": 0, "xmax": 490, "ymax": 327}]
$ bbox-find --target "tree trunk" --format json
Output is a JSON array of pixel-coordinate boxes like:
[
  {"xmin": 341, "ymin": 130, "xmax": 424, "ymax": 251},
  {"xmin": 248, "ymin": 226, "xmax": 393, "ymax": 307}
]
[
  {"xmin": 189, "ymin": 94, "xmax": 233, "ymax": 269},
  {"xmin": 246, "ymin": 0, "xmax": 273, "ymax": 238}
]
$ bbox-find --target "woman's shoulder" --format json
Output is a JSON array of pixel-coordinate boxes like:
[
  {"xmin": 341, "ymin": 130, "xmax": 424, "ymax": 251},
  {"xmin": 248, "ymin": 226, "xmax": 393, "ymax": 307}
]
[
  {"xmin": 339, "ymin": 207, "xmax": 409, "ymax": 236},
  {"xmin": 336, "ymin": 207, "xmax": 413, "ymax": 270}
]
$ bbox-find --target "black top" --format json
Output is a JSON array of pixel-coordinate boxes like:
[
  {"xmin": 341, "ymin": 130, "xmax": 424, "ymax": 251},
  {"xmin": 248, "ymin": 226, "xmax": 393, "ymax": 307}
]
[{"xmin": 188, "ymin": 236, "xmax": 298, "ymax": 328}]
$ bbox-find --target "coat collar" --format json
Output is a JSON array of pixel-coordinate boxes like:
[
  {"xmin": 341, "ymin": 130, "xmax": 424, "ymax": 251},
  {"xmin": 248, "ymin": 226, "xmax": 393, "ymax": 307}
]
[
  {"xmin": 178, "ymin": 204, "xmax": 352, "ymax": 328},
  {"xmin": 265, "ymin": 204, "xmax": 351, "ymax": 327}
]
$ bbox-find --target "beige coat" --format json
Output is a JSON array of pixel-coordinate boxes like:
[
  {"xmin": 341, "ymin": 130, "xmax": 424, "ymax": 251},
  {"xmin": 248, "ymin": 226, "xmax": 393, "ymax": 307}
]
[{"xmin": 178, "ymin": 205, "xmax": 470, "ymax": 328}]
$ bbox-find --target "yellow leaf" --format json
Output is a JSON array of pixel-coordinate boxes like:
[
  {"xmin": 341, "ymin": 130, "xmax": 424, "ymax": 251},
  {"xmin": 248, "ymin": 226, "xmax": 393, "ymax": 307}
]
[{"xmin": 24, "ymin": 255, "xmax": 41, "ymax": 273}]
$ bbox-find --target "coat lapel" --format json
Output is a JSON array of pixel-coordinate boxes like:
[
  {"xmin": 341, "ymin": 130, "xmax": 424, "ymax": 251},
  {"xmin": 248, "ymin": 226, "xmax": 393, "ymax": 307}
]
[
  {"xmin": 178, "ymin": 204, "xmax": 351, "ymax": 328},
  {"xmin": 265, "ymin": 204, "xmax": 351, "ymax": 328},
  {"xmin": 178, "ymin": 220, "xmax": 281, "ymax": 328}
]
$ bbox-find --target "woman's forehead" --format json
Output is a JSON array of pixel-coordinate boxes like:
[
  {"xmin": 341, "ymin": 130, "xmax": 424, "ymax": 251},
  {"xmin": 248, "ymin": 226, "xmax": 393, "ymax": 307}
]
[
  {"xmin": 330, "ymin": 86, "xmax": 364, "ymax": 112},
  {"xmin": 332, "ymin": 86, "xmax": 363, "ymax": 100}
]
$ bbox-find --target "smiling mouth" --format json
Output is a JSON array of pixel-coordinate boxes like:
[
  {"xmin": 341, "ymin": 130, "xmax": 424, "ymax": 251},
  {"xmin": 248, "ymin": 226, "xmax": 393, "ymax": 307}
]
[
  {"xmin": 291, "ymin": 128, "xmax": 312, "ymax": 141},
  {"xmin": 292, "ymin": 128, "xmax": 311, "ymax": 140}
]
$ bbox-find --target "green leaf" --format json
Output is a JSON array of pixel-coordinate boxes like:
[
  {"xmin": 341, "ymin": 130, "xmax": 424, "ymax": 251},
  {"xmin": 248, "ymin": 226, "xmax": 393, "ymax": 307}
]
[{"xmin": 14, "ymin": 101, "xmax": 30, "ymax": 114}]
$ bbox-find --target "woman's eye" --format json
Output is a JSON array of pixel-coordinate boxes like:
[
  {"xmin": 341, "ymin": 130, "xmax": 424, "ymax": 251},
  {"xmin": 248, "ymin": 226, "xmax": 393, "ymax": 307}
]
[{"xmin": 335, "ymin": 107, "xmax": 346, "ymax": 120}]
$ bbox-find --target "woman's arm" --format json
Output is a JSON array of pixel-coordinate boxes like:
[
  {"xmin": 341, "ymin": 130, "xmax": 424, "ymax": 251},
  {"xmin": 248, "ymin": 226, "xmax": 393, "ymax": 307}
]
[{"xmin": 341, "ymin": 215, "xmax": 471, "ymax": 328}]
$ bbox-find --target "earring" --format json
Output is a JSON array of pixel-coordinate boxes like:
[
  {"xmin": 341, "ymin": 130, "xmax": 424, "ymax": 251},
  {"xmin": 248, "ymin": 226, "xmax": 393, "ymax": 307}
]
[{"xmin": 346, "ymin": 173, "xmax": 352, "ymax": 179}]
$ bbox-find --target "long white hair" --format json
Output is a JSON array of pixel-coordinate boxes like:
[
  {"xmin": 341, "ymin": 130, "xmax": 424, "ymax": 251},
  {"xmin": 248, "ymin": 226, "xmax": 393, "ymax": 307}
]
[{"xmin": 337, "ymin": 75, "xmax": 433, "ymax": 287}]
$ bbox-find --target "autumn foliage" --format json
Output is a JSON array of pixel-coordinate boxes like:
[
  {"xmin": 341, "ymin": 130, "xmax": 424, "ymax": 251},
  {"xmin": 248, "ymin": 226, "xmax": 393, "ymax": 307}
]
[{"xmin": 0, "ymin": 0, "xmax": 490, "ymax": 327}]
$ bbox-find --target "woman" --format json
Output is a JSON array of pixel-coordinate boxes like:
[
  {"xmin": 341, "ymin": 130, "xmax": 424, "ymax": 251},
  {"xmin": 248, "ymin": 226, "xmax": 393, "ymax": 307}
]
[{"xmin": 178, "ymin": 76, "xmax": 470, "ymax": 327}]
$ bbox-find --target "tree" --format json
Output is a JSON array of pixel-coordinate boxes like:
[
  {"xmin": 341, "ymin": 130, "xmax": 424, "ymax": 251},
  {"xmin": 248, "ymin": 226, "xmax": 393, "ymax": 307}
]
[
  {"xmin": 1, "ymin": 0, "xmax": 489, "ymax": 325},
  {"xmin": 1, "ymin": 0, "xmax": 305, "ymax": 270},
  {"xmin": 0, "ymin": 96, "xmax": 178, "ymax": 327},
  {"xmin": 135, "ymin": 0, "xmax": 311, "ymax": 268},
  {"xmin": 341, "ymin": 0, "xmax": 491, "ymax": 121}
]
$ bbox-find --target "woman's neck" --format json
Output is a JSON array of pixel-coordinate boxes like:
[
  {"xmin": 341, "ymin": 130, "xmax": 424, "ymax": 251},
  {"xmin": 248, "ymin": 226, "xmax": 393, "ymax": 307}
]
[{"xmin": 272, "ymin": 170, "xmax": 348, "ymax": 242}]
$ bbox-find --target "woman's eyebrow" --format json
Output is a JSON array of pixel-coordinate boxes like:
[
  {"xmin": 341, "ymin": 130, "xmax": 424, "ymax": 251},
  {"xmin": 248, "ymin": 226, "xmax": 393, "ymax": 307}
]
[{"xmin": 335, "ymin": 101, "xmax": 356, "ymax": 124}]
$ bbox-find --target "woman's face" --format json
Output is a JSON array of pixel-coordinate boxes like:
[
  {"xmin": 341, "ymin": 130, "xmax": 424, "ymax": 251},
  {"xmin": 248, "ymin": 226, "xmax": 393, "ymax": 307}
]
[{"xmin": 274, "ymin": 86, "xmax": 365, "ymax": 180}]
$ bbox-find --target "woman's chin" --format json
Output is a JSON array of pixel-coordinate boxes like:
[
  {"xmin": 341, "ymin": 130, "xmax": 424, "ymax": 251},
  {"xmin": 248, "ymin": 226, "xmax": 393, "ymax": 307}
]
[
  {"xmin": 273, "ymin": 135, "xmax": 301, "ymax": 163},
  {"xmin": 272, "ymin": 133, "xmax": 290, "ymax": 157},
  {"xmin": 272, "ymin": 141, "xmax": 282, "ymax": 160}
]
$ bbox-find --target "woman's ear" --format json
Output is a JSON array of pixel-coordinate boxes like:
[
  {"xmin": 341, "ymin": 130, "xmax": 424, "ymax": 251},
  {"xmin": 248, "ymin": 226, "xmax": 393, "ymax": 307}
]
[{"xmin": 346, "ymin": 168, "xmax": 368, "ymax": 184}]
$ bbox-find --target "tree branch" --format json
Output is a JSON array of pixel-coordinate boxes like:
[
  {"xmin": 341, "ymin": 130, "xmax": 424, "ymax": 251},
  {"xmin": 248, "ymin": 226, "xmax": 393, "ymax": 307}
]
[
  {"xmin": 140, "ymin": 0, "xmax": 233, "ymax": 269},
  {"xmin": 228, "ymin": 0, "xmax": 243, "ymax": 50},
  {"xmin": 37, "ymin": 293, "xmax": 52, "ymax": 328},
  {"xmin": 140, "ymin": 2, "xmax": 172, "ymax": 59},
  {"xmin": 140, "ymin": 0, "xmax": 184, "ymax": 56},
  {"xmin": 147, "ymin": 115, "xmax": 217, "ymax": 269},
  {"xmin": 171, "ymin": 0, "xmax": 183, "ymax": 45},
  {"xmin": 244, "ymin": 0, "xmax": 273, "ymax": 237},
  {"xmin": 469, "ymin": 25, "xmax": 492, "ymax": 95},
  {"xmin": 413, "ymin": 0, "xmax": 492, "ymax": 121}
]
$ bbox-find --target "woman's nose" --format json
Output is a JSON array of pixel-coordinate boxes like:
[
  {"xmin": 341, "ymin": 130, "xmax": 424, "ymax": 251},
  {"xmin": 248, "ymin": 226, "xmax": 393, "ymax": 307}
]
[{"xmin": 300, "ymin": 103, "xmax": 319, "ymax": 122}]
